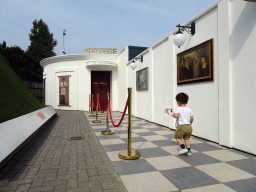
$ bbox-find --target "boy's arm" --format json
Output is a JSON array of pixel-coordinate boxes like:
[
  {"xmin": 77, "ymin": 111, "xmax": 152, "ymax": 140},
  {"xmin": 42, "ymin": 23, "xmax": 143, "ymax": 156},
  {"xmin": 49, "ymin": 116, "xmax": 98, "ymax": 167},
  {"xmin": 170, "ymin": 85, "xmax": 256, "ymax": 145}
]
[
  {"xmin": 190, "ymin": 115, "xmax": 194, "ymax": 124},
  {"xmin": 172, "ymin": 113, "xmax": 180, "ymax": 119}
]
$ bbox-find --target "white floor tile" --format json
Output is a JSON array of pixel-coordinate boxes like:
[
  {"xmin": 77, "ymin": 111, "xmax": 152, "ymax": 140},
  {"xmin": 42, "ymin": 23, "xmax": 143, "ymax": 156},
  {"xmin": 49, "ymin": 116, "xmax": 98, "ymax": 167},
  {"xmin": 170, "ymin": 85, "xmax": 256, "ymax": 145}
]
[
  {"xmin": 153, "ymin": 130, "xmax": 174, "ymax": 135},
  {"xmin": 99, "ymin": 138, "xmax": 125, "ymax": 145},
  {"xmin": 132, "ymin": 141, "xmax": 158, "ymax": 149},
  {"xmin": 120, "ymin": 171, "xmax": 178, "ymax": 192},
  {"xmin": 195, "ymin": 163, "xmax": 256, "ymax": 182},
  {"xmin": 202, "ymin": 150, "xmax": 249, "ymax": 162},
  {"xmin": 145, "ymin": 156, "xmax": 191, "ymax": 170},
  {"xmin": 106, "ymin": 151, "xmax": 123, "ymax": 161}
]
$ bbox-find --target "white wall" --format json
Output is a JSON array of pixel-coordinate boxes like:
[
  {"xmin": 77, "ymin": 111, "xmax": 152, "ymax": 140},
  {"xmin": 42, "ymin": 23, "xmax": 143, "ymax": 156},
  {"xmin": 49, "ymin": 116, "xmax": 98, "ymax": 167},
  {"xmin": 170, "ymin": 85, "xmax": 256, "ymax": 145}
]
[
  {"xmin": 117, "ymin": 47, "xmax": 129, "ymax": 113},
  {"xmin": 230, "ymin": 0, "xmax": 256, "ymax": 154},
  {"xmin": 42, "ymin": 54, "xmax": 118, "ymax": 112},
  {"xmin": 152, "ymin": 39, "xmax": 174, "ymax": 128},
  {"xmin": 44, "ymin": 61, "xmax": 78, "ymax": 110},
  {"xmin": 133, "ymin": 51, "xmax": 152, "ymax": 121},
  {"xmin": 175, "ymin": 7, "xmax": 219, "ymax": 143}
]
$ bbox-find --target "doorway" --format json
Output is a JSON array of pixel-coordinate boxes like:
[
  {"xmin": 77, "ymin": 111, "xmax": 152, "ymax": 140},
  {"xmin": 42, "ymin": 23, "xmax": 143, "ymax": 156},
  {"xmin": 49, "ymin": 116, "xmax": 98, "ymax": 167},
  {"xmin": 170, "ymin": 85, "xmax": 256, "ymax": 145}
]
[{"xmin": 91, "ymin": 71, "xmax": 111, "ymax": 111}]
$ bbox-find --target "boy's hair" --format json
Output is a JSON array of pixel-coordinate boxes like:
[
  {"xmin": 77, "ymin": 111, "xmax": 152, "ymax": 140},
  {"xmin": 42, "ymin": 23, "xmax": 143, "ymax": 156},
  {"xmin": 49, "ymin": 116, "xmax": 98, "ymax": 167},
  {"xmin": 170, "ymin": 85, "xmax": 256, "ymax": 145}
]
[{"xmin": 176, "ymin": 92, "xmax": 189, "ymax": 104}]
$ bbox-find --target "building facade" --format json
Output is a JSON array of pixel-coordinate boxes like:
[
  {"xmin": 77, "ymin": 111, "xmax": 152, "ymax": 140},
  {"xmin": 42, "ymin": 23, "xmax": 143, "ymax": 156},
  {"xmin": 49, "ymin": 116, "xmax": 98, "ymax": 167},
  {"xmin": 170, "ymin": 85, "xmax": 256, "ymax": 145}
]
[{"xmin": 40, "ymin": 0, "xmax": 256, "ymax": 155}]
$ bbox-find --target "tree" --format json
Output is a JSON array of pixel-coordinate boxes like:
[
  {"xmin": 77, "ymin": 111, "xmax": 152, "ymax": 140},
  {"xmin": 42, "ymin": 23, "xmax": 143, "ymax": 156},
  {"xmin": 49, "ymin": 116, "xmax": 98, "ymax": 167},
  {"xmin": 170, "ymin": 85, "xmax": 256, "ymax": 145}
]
[
  {"xmin": 1, "ymin": 45, "xmax": 36, "ymax": 81},
  {"xmin": 0, "ymin": 41, "xmax": 7, "ymax": 53},
  {"xmin": 26, "ymin": 19, "xmax": 57, "ymax": 80}
]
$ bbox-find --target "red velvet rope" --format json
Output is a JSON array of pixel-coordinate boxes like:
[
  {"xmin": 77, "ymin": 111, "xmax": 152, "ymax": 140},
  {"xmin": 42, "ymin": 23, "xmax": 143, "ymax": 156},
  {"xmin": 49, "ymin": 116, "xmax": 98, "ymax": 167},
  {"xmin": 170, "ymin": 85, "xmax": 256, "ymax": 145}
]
[
  {"xmin": 108, "ymin": 97, "xmax": 128, "ymax": 127},
  {"xmin": 98, "ymin": 98, "xmax": 108, "ymax": 113}
]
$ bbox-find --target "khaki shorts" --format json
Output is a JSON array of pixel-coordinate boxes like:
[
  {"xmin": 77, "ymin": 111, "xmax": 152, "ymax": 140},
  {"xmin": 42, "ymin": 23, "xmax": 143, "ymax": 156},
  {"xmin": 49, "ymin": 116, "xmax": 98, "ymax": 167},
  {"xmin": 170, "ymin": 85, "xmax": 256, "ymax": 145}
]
[{"xmin": 175, "ymin": 124, "xmax": 192, "ymax": 140}]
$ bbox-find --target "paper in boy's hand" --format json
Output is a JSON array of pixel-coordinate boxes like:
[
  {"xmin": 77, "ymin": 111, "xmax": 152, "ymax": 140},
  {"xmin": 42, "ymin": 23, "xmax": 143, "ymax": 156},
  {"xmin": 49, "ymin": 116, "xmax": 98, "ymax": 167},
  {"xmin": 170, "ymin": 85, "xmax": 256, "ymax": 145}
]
[{"xmin": 164, "ymin": 106, "xmax": 173, "ymax": 115}]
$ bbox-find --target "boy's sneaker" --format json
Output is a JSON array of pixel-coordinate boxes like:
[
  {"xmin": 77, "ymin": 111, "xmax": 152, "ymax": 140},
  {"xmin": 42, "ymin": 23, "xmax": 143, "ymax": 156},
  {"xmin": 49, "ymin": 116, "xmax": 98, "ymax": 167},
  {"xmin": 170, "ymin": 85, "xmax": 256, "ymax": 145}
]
[
  {"xmin": 179, "ymin": 147, "xmax": 188, "ymax": 155},
  {"xmin": 187, "ymin": 150, "xmax": 192, "ymax": 156}
]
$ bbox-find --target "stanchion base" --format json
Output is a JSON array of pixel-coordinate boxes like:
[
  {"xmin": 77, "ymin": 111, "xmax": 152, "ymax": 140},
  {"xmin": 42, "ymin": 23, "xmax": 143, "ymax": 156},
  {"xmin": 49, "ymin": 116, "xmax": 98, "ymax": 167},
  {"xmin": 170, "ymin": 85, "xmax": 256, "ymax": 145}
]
[
  {"xmin": 101, "ymin": 130, "xmax": 115, "ymax": 135},
  {"xmin": 89, "ymin": 114, "xmax": 95, "ymax": 117},
  {"xmin": 92, "ymin": 120, "xmax": 102, "ymax": 123},
  {"xmin": 118, "ymin": 150, "xmax": 141, "ymax": 160}
]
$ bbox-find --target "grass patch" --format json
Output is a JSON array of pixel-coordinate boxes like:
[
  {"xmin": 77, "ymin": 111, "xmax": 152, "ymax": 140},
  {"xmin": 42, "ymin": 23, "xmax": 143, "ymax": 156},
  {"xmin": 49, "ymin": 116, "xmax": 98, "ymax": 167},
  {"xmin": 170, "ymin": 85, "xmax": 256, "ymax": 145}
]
[{"xmin": 0, "ymin": 55, "xmax": 43, "ymax": 124}]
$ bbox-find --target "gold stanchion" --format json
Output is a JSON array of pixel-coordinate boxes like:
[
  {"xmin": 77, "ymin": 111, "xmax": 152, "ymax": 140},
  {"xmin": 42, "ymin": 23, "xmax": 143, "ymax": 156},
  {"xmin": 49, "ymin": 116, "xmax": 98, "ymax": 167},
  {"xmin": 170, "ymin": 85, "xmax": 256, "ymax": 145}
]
[
  {"xmin": 118, "ymin": 88, "xmax": 140, "ymax": 160},
  {"xmin": 89, "ymin": 94, "xmax": 91, "ymax": 112},
  {"xmin": 101, "ymin": 92, "xmax": 114, "ymax": 135},
  {"xmin": 89, "ymin": 94, "xmax": 95, "ymax": 117},
  {"xmin": 92, "ymin": 93, "xmax": 102, "ymax": 123}
]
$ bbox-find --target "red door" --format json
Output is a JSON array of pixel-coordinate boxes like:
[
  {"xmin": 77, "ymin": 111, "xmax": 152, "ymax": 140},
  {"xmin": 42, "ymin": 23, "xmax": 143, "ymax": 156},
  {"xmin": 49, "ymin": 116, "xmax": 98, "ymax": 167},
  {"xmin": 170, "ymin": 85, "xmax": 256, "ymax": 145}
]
[{"xmin": 91, "ymin": 71, "xmax": 110, "ymax": 111}]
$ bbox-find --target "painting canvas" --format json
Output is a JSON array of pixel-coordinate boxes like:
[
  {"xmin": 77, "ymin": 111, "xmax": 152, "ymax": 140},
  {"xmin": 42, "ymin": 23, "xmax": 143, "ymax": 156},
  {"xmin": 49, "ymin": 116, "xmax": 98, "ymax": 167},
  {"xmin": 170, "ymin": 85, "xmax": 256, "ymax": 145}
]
[
  {"xmin": 59, "ymin": 76, "xmax": 70, "ymax": 106},
  {"xmin": 136, "ymin": 67, "xmax": 148, "ymax": 91},
  {"xmin": 177, "ymin": 39, "xmax": 214, "ymax": 85}
]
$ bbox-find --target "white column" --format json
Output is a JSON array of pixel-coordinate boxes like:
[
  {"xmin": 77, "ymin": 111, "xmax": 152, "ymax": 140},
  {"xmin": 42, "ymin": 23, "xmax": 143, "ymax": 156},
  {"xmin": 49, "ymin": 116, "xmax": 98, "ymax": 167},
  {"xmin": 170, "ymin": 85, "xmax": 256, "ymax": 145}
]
[{"xmin": 218, "ymin": 0, "xmax": 233, "ymax": 147}]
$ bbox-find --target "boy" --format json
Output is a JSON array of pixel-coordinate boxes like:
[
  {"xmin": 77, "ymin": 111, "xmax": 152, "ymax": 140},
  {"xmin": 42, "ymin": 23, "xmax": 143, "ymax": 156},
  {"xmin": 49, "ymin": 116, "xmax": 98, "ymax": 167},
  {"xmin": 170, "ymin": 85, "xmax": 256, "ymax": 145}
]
[{"xmin": 172, "ymin": 93, "xmax": 193, "ymax": 155}]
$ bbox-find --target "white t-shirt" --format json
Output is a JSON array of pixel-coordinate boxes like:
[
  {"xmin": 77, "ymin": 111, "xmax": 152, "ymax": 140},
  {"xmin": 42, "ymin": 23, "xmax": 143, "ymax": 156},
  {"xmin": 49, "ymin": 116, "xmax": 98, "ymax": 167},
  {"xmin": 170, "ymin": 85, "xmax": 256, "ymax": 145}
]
[{"xmin": 175, "ymin": 107, "xmax": 193, "ymax": 125}]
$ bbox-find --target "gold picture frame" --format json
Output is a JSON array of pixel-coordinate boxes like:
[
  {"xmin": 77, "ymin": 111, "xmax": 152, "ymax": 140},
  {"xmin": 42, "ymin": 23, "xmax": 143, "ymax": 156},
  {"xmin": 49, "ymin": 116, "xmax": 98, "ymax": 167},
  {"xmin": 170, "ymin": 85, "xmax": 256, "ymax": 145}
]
[{"xmin": 177, "ymin": 39, "xmax": 214, "ymax": 85}]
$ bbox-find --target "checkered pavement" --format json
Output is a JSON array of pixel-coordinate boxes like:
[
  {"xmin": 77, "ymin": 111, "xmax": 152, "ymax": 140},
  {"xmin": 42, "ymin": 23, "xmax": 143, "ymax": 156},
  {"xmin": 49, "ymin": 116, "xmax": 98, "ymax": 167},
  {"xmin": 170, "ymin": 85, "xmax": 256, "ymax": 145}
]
[{"xmin": 86, "ymin": 111, "xmax": 256, "ymax": 192}]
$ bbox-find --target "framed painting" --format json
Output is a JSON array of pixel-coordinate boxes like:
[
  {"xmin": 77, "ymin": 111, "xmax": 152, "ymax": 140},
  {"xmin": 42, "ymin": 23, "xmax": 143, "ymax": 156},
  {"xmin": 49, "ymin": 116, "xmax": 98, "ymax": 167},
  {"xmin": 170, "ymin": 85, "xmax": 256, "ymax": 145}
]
[
  {"xmin": 136, "ymin": 67, "xmax": 148, "ymax": 91},
  {"xmin": 177, "ymin": 38, "xmax": 214, "ymax": 85},
  {"xmin": 58, "ymin": 75, "xmax": 71, "ymax": 106}
]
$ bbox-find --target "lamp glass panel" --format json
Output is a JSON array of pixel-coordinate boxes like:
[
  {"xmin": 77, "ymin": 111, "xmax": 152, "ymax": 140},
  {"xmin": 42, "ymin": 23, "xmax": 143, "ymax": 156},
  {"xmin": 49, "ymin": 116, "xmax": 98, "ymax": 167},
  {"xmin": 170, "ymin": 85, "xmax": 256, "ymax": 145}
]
[
  {"xmin": 130, "ymin": 62, "xmax": 137, "ymax": 70},
  {"xmin": 173, "ymin": 33, "xmax": 186, "ymax": 47}
]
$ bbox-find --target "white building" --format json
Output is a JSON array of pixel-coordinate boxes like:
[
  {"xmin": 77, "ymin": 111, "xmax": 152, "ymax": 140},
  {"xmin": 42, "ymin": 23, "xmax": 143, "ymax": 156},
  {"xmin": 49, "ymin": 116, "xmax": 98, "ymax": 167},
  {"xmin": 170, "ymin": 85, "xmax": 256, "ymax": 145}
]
[{"xmin": 40, "ymin": 0, "xmax": 256, "ymax": 155}]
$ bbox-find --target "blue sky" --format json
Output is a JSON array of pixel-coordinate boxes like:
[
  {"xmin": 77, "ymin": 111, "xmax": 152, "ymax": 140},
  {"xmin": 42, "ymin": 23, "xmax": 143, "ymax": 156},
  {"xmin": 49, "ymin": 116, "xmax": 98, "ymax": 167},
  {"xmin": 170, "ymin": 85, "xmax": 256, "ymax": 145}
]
[{"xmin": 1, "ymin": 0, "xmax": 217, "ymax": 56}]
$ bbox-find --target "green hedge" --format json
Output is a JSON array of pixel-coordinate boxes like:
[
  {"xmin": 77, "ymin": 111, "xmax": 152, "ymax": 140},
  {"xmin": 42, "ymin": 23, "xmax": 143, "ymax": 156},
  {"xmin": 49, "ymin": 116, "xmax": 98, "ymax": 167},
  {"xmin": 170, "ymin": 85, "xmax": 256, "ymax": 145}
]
[{"xmin": 0, "ymin": 55, "xmax": 43, "ymax": 124}]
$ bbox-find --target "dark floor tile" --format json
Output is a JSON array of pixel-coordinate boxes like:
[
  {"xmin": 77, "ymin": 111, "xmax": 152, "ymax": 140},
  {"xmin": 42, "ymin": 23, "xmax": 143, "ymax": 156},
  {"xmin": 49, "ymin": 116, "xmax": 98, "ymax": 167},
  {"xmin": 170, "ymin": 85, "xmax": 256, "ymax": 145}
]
[
  {"xmin": 112, "ymin": 159, "xmax": 157, "ymax": 175},
  {"xmin": 151, "ymin": 140, "xmax": 177, "ymax": 147},
  {"xmin": 97, "ymin": 135, "xmax": 120, "ymax": 140},
  {"xmin": 146, "ymin": 128, "xmax": 167, "ymax": 131},
  {"xmin": 103, "ymin": 144, "xmax": 128, "ymax": 152},
  {"xmin": 160, "ymin": 167, "xmax": 220, "ymax": 190},
  {"xmin": 224, "ymin": 177, "xmax": 256, "ymax": 192},
  {"xmin": 191, "ymin": 143, "xmax": 223, "ymax": 152},
  {"xmin": 121, "ymin": 137, "xmax": 148, "ymax": 143},
  {"xmin": 138, "ymin": 148, "xmax": 171, "ymax": 158},
  {"xmin": 135, "ymin": 132, "xmax": 158, "ymax": 136},
  {"xmin": 175, "ymin": 152, "xmax": 221, "ymax": 166},
  {"xmin": 113, "ymin": 130, "xmax": 128, "ymax": 134},
  {"xmin": 226, "ymin": 159, "xmax": 256, "ymax": 176}
]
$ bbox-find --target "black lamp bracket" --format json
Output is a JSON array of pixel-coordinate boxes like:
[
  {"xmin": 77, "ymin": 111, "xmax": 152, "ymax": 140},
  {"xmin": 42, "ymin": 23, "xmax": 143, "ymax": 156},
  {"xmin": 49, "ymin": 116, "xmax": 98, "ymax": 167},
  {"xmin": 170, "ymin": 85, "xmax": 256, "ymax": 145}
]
[
  {"xmin": 176, "ymin": 22, "xmax": 195, "ymax": 35},
  {"xmin": 135, "ymin": 55, "xmax": 143, "ymax": 63}
]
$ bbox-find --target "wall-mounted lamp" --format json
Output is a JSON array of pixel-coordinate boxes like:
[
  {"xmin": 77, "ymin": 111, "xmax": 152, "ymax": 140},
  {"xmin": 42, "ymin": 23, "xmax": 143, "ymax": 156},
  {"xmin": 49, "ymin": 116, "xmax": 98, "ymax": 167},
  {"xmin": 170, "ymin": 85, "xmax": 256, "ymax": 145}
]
[
  {"xmin": 130, "ymin": 59, "xmax": 137, "ymax": 70},
  {"xmin": 173, "ymin": 22, "xmax": 195, "ymax": 48}
]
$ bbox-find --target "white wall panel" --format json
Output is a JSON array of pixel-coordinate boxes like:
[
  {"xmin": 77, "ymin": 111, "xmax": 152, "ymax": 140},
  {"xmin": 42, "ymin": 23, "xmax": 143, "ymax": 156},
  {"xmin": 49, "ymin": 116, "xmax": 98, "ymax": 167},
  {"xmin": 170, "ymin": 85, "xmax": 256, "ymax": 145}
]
[
  {"xmin": 175, "ymin": 7, "xmax": 219, "ymax": 143},
  {"xmin": 231, "ymin": 0, "xmax": 256, "ymax": 154},
  {"xmin": 134, "ymin": 51, "xmax": 152, "ymax": 121},
  {"xmin": 152, "ymin": 39, "xmax": 174, "ymax": 128},
  {"xmin": 117, "ymin": 47, "xmax": 128, "ymax": 113}
]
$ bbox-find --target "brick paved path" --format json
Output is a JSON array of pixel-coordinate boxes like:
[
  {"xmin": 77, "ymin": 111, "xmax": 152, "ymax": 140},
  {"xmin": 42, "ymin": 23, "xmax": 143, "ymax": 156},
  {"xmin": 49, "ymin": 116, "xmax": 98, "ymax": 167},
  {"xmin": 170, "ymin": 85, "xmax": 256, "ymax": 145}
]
[{"xmin": 0, "ymin": 110, "xmax": 127, "ymax": 192}]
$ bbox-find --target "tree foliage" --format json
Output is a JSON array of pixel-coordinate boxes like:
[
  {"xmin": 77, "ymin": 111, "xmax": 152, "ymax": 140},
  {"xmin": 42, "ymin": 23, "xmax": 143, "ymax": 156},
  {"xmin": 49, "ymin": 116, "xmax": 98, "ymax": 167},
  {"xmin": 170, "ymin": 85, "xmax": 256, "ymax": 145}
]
[
  {"xmin": 0, "ymin": 41, "xmax": 7, "ymax": 53},
  {"xmin": 1, "ymin": 19, "xmax": 57, "ymax": 82},
  {"xmin": 26, "ymin": 19, "xmax": 57, "ymax": 64},
  {"xmin": 1, "ymin": 44, "xmax": 36, "ymax": 81},
  {"xmin": 26, "ymin": 19, "xmax": 57, "ymax": 81}
]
